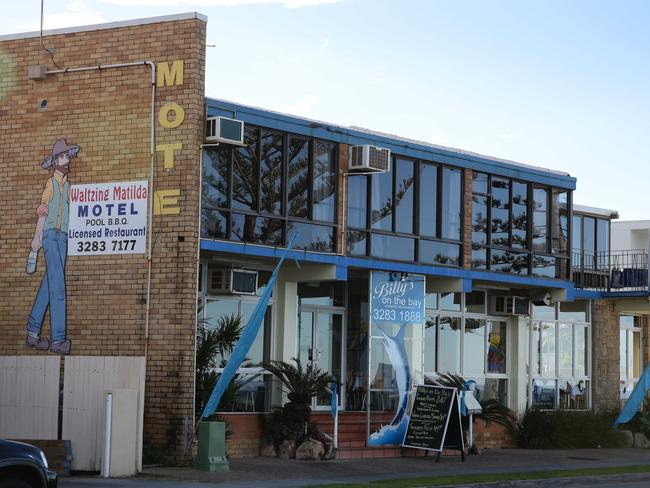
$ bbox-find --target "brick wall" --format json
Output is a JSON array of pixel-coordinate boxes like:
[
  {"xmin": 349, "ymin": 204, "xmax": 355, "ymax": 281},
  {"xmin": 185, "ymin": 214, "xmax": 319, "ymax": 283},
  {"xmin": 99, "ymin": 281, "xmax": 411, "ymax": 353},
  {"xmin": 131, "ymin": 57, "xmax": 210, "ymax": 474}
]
[
  {"xmin": 0, "ymin": 15, "xmax": 206, "ymax": 463},
  {"xmin": 220, "ymin": 414, "xmax": 263, "ymax": 458},
  {"xmin": 591, "ymin": 300, "xmax": 620, "ymax": 411}
]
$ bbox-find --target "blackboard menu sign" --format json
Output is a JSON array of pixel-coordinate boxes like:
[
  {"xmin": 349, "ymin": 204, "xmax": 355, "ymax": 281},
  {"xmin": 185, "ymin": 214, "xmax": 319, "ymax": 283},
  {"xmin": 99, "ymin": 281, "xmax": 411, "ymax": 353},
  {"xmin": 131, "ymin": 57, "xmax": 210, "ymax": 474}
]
[{"xmin": 402, "ymin": 385, "xmax": 465, "ymax": 455}]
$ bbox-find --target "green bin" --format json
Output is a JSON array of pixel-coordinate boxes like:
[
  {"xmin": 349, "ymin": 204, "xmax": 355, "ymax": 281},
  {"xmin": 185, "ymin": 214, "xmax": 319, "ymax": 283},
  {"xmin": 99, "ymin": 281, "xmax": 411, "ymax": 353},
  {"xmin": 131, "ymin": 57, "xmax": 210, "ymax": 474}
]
[{"xmin": 194, "ymin": 421, "xmax": 229, "ymax": 472}]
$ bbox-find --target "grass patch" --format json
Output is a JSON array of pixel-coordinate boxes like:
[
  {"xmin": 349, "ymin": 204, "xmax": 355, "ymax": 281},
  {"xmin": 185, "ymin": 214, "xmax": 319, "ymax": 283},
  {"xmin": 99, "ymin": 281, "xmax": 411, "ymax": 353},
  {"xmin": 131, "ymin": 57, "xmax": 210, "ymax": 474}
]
[{"xmin": 305, "ymin": 464, "xmax": 650, "ymax": 488}]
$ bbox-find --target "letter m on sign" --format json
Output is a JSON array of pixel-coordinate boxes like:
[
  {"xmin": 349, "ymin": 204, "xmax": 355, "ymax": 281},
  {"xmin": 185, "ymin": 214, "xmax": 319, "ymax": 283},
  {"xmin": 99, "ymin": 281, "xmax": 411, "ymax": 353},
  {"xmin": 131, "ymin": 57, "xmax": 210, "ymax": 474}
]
[{"xmin": 157, "ymin": 60, "xmax": 184, "ymax": 87}]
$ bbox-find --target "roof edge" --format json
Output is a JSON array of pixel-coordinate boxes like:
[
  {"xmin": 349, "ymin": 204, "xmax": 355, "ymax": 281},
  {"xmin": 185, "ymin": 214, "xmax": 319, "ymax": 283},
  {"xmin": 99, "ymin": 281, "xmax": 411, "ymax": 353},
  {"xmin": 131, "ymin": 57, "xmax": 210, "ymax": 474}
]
[{"xmin": 0, "ymin": 12, "xmax": 207, "ymax": 41}]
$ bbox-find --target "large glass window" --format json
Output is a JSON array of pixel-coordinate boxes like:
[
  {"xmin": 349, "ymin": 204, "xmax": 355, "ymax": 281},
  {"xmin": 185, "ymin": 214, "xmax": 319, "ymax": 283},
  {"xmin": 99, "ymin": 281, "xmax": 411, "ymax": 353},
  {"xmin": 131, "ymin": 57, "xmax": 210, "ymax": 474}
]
[
  {"xmin": 349, "ymin": 157, "xmax": 461, "ymax": 266},
  {"xmin": 201, "ymin": 126, "xmax": 338, "ymax": 252},
  {"xmin": 424, "ymin": 292, "xmax": 509, "ymax": 407},
  {"xmin": 471, "ymin": 171, "xmax": 571, "ymax": 279},
  {"xmin": 197, "ymin": 268, "xmax": 274, "ymax": 413},
  {"xmin": 530, "ymin": 302, "xmax": 590, "ymax": 410}
]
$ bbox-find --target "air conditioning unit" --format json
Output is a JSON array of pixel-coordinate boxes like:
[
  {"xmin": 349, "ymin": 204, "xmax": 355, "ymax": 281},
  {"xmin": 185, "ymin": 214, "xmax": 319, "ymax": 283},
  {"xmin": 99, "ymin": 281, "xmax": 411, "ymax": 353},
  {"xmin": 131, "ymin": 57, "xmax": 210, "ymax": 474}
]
[
  {"xmin": 208, "ymin": 268, "xmax": 257, "ymax": 295},
  {"xmin": 349, "ymin": 145, "xmax": 391, "ymax": 172},
  {"xmin": 205, "ymin": 116, "xmax": 245, "ymax": 145},
  {"xmin": 492, "ymin": 296, "xmax": 530, "ymax": 316}
]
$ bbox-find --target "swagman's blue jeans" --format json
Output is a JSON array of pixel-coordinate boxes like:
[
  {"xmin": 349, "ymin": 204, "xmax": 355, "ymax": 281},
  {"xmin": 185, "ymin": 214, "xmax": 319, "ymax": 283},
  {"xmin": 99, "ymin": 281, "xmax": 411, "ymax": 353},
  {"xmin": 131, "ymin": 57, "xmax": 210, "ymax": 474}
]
[{"xmin": 27, "ymin": 229, "xmax": 68, "ymax": 343}]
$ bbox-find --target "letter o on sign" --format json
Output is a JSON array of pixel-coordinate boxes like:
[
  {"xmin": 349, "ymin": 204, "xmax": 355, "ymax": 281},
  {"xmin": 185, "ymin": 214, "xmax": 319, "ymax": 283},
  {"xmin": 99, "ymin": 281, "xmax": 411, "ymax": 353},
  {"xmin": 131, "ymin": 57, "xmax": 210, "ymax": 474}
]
[{"xmin": 159, "ymin": 102, "xmax": 185, "ymax": 129}]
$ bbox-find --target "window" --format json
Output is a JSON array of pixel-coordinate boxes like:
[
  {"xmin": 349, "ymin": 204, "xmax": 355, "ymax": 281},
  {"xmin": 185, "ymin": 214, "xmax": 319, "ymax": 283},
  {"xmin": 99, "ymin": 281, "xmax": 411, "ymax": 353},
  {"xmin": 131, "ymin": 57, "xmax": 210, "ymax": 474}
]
[
  {"xmin": 572, "ymin": 213, "xmax": 612, "ymax": 286},
  {"xmin": 530, "ymin": 302, "xmax": 590, "ymax": 410},
  {"xmin": 201, "ymin": 126, "xmax": 338, "ymax": 252},
  {"xmin": 471, "ymin": 171, "xmax": 571, "ymax": 278},
  {"xmin": 620, "ymin": 315, "xmax": 642, "ymax": 402},
  {"xmin": 423, "ymin": 292, "xmax": 509, "ymax": 406},
  {"xmin": 348, "ymin": 157, "xmax": 462, "ymax": 266}
]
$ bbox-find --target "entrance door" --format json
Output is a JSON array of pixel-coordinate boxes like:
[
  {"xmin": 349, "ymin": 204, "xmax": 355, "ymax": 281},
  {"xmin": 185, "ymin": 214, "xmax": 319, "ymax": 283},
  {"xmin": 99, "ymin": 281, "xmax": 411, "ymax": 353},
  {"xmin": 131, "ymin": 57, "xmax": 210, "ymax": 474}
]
[{"xmin": 298, "ymin": 308, "xmax": 345, "ymax": 410}]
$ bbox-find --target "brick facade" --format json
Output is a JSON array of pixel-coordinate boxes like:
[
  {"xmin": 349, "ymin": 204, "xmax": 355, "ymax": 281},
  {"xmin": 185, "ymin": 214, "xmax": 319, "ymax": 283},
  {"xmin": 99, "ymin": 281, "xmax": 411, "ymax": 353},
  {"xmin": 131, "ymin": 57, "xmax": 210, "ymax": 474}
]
[
  {"xmin": 591, "ymin": 300, "xmax": 620, "ymax": 411},
  {"xmin": 0, "ymin": 16, "xmax": 206, "ymax": 462}
]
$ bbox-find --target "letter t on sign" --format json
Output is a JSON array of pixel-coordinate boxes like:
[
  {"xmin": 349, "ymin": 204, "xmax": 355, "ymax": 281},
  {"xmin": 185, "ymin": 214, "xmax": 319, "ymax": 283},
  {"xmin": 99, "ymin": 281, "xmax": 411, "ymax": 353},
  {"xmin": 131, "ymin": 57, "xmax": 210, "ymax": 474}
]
[{"xmin": 156, "ymin": 143, "xmax": 182, "ymax": 169}]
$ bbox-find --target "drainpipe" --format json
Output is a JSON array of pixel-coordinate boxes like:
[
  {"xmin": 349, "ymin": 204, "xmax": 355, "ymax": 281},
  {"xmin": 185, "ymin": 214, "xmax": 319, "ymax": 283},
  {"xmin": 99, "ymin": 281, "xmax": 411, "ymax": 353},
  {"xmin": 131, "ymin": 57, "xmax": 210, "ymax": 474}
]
[{"xmin": 45, "ymin": 62, "xmax": 157, "ymax": 356}]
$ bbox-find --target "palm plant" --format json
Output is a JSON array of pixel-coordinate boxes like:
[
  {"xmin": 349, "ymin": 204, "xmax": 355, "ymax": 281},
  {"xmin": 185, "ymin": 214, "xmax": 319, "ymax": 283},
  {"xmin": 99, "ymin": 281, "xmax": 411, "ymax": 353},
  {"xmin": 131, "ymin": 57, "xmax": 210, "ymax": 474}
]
[
  {"xmin": 261, "ymin": 358, "xmax": 332, "ymax": 442},
  {"xmin": 195, "ymin": 313, "xmax": 243, "ymax": 422},
  {"xmin": 429, "ymin": 372, "xmax": 515, "ymax": 430}
]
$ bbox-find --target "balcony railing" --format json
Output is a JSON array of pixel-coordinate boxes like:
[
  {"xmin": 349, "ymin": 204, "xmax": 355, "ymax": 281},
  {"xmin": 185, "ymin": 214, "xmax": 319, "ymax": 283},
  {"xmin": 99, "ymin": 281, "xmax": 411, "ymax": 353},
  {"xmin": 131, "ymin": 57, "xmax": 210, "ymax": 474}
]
[{"xmin": 572, "ymin": 249, "xmax": 649, "ymax": 292}]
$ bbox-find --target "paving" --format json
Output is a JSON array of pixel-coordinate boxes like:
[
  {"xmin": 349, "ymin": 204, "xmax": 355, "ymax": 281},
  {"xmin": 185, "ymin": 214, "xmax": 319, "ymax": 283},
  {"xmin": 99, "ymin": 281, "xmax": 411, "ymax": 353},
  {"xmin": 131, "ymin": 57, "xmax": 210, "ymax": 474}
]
[{"xmin": 59, "ymin": 448, "xmax": 650, "ymax": 487}]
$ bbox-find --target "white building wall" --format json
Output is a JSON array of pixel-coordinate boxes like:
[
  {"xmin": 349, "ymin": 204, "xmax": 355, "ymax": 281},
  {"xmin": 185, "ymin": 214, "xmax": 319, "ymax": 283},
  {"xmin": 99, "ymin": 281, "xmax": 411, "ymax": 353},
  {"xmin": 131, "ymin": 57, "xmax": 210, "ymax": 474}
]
[{"xmin": 611, "ymin": 220, "xmax": 650, "ymax": 252}]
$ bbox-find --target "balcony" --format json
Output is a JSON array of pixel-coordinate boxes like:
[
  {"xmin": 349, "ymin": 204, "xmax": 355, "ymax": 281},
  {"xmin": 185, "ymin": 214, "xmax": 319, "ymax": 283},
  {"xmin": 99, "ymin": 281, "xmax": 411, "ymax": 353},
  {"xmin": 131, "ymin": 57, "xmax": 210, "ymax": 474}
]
[{"xmin": 572, "ymin": 249, "xmax": 649, "ymax": 293}]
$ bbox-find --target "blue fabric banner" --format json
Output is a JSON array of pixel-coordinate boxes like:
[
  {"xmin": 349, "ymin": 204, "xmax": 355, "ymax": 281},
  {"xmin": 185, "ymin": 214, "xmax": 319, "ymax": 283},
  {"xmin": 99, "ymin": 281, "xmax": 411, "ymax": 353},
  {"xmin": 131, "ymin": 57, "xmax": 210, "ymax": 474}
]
[
  {"xmin": 201, "ymin": 234, "xmax": 297, "ymax": 419},
  {"xmin": 614, "ymin": 361, "xmax": 650, "ymax": 427}
]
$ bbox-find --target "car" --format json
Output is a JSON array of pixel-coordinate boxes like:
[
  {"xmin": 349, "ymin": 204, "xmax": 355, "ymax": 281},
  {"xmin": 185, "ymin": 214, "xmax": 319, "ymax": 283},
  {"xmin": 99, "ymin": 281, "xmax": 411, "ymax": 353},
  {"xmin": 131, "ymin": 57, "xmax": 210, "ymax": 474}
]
[{"xmin": 0, "ymin": 439, "xmax": 58, "ymax": 488}]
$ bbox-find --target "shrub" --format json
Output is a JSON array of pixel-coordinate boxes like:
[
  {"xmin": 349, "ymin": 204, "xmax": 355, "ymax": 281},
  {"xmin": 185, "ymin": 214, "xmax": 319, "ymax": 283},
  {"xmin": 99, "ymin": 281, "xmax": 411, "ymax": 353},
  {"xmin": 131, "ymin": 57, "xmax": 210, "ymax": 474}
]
[{"xmin": 513, "ymin": 408, "xmax": 626, "ymax": 449}]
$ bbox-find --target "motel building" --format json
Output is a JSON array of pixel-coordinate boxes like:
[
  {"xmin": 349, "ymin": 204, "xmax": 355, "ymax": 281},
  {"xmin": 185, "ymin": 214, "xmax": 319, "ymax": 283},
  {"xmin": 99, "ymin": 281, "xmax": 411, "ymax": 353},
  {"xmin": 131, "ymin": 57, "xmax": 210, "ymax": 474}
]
[{"xmin": 2, "ymin": 12, "xmax": 650, "ymax": 470}]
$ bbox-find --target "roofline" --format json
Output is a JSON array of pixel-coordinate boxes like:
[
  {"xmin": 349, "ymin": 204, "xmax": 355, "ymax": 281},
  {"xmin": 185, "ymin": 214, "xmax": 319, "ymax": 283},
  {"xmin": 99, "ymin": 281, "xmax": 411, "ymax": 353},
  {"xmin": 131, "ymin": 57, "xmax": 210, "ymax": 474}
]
[
  {"xmin": 206, "ymin": 97, "xmax": 577, "ymax": 189},
  {"xmin": 574, "ymin": 204, "xmax": 619, "ymax": 220},
  {"xmin": 0, "ymin": 12, "xmax": 207, "ymax": 41}
]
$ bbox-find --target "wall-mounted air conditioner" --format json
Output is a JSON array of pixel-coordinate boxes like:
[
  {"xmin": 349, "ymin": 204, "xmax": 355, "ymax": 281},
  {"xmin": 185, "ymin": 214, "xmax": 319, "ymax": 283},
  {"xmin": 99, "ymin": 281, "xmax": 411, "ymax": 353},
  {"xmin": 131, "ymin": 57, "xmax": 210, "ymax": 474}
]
[
  {"xmin": 349, "ymin": 145, "xmax": 391, "ymax": 172},
  {"xmin": 492, "ymin": 296, "xmax": 530, "ymax": 316},
  {"xmin": 208, "ymin": 268, "xmax": 257, "ymax": 295},
  {"xmin": 205, "ymin": 116, "xmax": 245, "ymax": 145}
]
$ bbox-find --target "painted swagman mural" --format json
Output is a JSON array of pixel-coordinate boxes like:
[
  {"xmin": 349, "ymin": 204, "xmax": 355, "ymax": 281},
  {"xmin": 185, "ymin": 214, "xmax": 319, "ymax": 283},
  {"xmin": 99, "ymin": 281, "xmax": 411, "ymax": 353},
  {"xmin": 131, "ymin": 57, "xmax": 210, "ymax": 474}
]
[{"xmin": 25, "ymin": 138, "xmax": 79, "ymax": 355}]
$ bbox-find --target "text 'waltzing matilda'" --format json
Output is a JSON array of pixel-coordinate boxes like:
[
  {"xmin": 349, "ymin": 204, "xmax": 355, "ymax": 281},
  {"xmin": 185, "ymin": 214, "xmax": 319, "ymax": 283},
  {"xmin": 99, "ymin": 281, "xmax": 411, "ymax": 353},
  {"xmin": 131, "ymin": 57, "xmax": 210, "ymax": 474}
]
[{"xmin": 68, "ymin": 180, "xmax": 149, "ymax": 256}]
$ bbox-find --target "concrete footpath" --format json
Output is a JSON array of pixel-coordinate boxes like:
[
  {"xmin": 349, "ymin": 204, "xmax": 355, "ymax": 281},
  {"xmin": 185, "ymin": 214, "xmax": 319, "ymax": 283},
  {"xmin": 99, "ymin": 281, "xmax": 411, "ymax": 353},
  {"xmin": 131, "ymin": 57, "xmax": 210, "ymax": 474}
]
[{"xmin": 60, "ymin": 449, "xmax": 650, "ymax": 488}]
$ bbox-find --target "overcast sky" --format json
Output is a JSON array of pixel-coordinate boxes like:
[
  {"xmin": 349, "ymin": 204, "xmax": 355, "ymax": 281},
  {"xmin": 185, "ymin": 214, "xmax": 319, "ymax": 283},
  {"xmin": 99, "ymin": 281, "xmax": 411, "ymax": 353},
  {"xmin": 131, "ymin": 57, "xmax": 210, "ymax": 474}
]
[{"xmin": 3, "ymin": 1, "xmax": 649, "ymax": 220}]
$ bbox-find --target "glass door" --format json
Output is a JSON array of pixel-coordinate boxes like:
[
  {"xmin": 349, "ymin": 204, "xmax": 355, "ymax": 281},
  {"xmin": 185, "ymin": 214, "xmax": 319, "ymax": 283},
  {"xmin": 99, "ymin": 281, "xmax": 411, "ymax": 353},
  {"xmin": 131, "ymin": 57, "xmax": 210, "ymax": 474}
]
[{"xmin": 298, "ymin": 307, "xmax": 345, "ymax": 410}]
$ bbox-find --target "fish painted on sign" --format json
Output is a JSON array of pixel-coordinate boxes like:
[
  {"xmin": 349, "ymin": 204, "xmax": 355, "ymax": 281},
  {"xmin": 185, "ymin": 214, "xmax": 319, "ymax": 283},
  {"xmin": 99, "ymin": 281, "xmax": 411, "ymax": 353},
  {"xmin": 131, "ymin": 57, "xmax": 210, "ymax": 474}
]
[{"xmin": 368, "ymin": 323, "xmax": 411, "ymax": 446}]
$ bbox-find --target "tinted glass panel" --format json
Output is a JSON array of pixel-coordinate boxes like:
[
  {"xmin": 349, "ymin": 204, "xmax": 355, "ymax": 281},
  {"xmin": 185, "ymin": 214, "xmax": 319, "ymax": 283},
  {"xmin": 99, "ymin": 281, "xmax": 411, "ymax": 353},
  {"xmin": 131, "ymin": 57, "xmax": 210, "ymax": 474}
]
[
  {"xmin": 472, "ymin": 195, "xmax": 488, "ymax": 246},
  {"xmin": 472, "ymin": 171, "xmax": 488, "ymax": 194},
  {"xmin": 541, "ymin": 322, "xmax": 556, "ymax": 376},
  {"xmin": 572, "ymin": 215, "xmax": 582, "ymax": 258},
  {"xmin": 441, "ymin": 168, "xmax": 462, "ymax": 240},
  {"xmin": 395, "ymin": 158, "xmax": 415, "ymax": 234},
  {"xmin": 371, "ymin": 169, "xmax": 393, "ymax": 230},
  {"xmin": 487, "ymin": 320, "xmax": 507, "ymax": 374},
  {"xmin": 202, "ymin": 147, "xmax": 229, "ymax": 209},
  {"xmin": 576, "ymin": 326, "xmax": 587, "ymax": 377},
  {"xmin": 298, "ymin": 281, "xmax": 345, "ymax": 307},
  {"xmin": 512, "ymin": 182, "xmax": 528, "ymax": 249},
  {"xmin": 532, "ymin": 254, "xmax": 555, "ymax": 277},
  {"xmin": 201, "ymin": 208, "xmax": 228, "ymax": 239},
  {"xmin": 491, "ymin": 177, "xmax": 510, "ymax": 247},
  {"xmin": 313, "ymin": 141, "xmax": 336, "ymax": 222},
  {"xmin": 559, "ymin": 323, "xmax": 573, "ymax": 377},
  {"xmin": 287, "ymin": 222, "xmax": 334, "ymax": 252},
  {"xmin": 597, "ymin": 219, "xmax": 609, "ymax": 269},
  {"xmin": 532, "ymin": 187, "xmax": 547, "ymax": 252},
  {"xmin": 259, "ymin": 130, "xmax": 283, "ymax": 215},
  {"xmin": 491, "ymin": 249, "xmax": 528, "ymax": 274},
  {"xmin": 420, "ymin": 240, "xmax": 460, "ymax": 266},
  {"xmin": 231, "ymin": 213, "xmax": 282, "ymax": 245},
  {"xmin": 287, "ymin": 138, "xmax": 309, "ymax": 218},
  {"xmin": 438, "ymin": 316, "xmax": 461, "ymax": 373},
  {"xmin": 424, "ymin": 316, "xmax": 436, "ymax": 373},
  {"xmin": 440, "ymin": 292, "xmax": 461, "ymax": 311},
  {"xmin": 371, "ymin": 234, "xmax": 414, "ymax": 261},
  {"xmin": 472, "ymin": 246, "xmax": 487, "ymax": 269},
  {"xmin": 346, "ymin": 230, "xmax": 367, "ymax": 256},
  {"xmin": 559, "ymin": 301, "xmax": 588, "ymax": 322},
  {"xmin": 583, "ymin": 217, "xmax": 595, "ymax": 269},
  {"xmin": 465, "ymin": 291, "xmax": 485, "ymax": 314},
  {"xmin": 232, "ymin": 126, "xmax": 259, "ymax": 211},
  {"xmin": 552, "ymin": 190, "xmax": 568, "ymax": 255},
  {"xmin": 463, "ymin": 318, "xmax": 485, "ymax": 375},
  {"xmin": 419, "ymin": 163, "xmax": 437, "ymax": 237},
  {"xmin": 347, "ymin": 175, "xmax": 367, "ymax": 228}
]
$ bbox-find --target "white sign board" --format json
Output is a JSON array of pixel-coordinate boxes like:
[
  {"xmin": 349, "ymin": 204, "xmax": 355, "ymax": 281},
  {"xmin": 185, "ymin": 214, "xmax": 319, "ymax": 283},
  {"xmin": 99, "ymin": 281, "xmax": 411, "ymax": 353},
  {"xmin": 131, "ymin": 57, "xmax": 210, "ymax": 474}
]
[{"xmin": 68, "ymin": 180, "xmax": 148, "ymax": 256}]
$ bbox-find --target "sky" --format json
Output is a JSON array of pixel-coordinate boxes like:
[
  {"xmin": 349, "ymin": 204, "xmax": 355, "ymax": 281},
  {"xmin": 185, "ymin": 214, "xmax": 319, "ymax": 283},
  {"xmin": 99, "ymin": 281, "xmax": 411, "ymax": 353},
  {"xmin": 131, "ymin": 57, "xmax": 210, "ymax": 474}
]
[{"xmin": 3, "ymin": 1, "xmax": 650, "ymax": 220}]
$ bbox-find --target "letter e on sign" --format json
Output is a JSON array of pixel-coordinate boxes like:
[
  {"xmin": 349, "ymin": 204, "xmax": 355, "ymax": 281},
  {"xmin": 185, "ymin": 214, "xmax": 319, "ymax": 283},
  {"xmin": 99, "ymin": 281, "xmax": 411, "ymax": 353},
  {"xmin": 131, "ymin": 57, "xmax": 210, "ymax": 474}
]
[
  {"xmin": 157, "ymin": 60, "xmax": 184, "ymax": 87},
  {"xmin": 154, "ymin": 189, "xmax": 181, "ymax": 215},
  {"xmin": 159, "ymin": 103, "xmax": 185, "ymax": 129}
]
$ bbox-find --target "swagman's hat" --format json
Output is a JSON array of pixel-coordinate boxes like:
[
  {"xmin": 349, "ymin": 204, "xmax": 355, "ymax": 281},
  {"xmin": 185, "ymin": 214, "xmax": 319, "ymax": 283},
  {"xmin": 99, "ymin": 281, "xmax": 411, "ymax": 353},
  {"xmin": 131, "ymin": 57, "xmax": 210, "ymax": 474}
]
[{"xmin": 41, "ymin": 138, "xmax": 80, "ymax": 169}]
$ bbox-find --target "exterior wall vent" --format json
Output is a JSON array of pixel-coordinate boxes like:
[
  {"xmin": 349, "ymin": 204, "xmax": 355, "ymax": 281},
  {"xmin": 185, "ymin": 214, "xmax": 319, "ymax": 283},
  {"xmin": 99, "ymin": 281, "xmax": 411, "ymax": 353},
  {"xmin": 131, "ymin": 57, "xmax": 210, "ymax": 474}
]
[
  {"xmin": 349, "ymin": 145, "xmax": 391, "ymax": 172},
  {"xmin": 491, "ymin": 296, "xmax": 530, "ymax": 316},
  {"xmin": 206, "ymin": 116, "xmax": 245, "ymax": 145}
]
